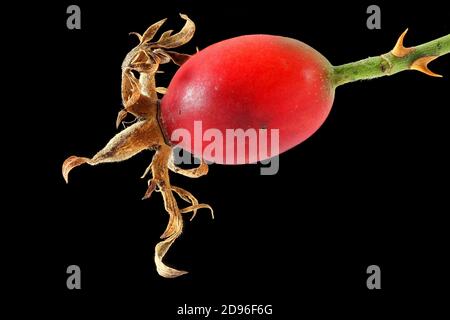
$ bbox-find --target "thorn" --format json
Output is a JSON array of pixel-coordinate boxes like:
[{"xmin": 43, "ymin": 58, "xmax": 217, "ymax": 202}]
[
  {"xmin": 392, "ymin": 28, "xmax": 414, "ymax": 57},
  {"xmin": 410, "ymin": 56, "xmax": 443, "ymax": 77}
]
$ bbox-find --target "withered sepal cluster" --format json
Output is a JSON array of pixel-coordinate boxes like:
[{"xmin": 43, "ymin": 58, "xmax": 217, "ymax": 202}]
[{"xmin": 63, "ymin": 14, "xmax": 213, "ymax": 278}]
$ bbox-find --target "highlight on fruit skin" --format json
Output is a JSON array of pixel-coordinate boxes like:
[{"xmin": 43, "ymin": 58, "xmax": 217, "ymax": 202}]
[{"xmin": 62, "ymin": 14, "xmax": 449, "ymax": 278}]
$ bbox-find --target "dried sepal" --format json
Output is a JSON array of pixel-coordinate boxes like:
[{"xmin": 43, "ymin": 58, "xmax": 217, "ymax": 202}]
[
  {"xmin": 115, "ymin": 109, "xmax": 128, "ymax": 129},
  {"xmin": 154, "ymin": 183, "xmax": 212, "ymax": 278},
  {"xmin": 62, "ymin": 156, "xmax": 89, "ymax": 183},
  {"xmin": 64, "ymin": 15, "xmax": 210, "ymax": 278},
  {"xmin": 140, "ymin": 18, "xmax": 167, "ymax": 44},
  {"xmin": 118, "ymin": 15, "xmax": 195, "ymax": 128},
  {"xmin": 153, "ymin": 184, "xmax": 211, "ymax": 277},
  {"xmin": 142, "ymin": 145, "xmax": 212, "ymax": 276},
  {"xmin": 180, "ymin": 204, "xmax": 214, "ymax": 220},
  {"xmin": 168, "ymin": 157, "xmax": 209, "ymax": 178},
  {"xmin": 121, "ymin": 70, "xmax": 158, "ymax": 120},
  {"xmin": 152, "ymin": 49, "xmax": 192, "ymax": 66},
  {"xmin": 153, "ymin": 49, "xmax": 172, "ymax": 64},
  {"xmin": 157, "ymin": 30, "xmax": 174, "ymax": 42},
  {"xmin": 62, "ymin": 119, "xmax": 164, "ymax": 182},
  {"xmin": 64, "ymin": 116, "xmax": 213, "ymax": 278},
  {"xmin": 155, "ymin": 231, "xmax": 188, "ymax": 278},
  {"xmin": 155, "ymin": 87, "xmax": 168, "ymax": 94},
  {"xmin": 129, "ymin": 32, "xmax": 143, "ymax": 42},
  {"xmin": 142, "ymin": 179, "xmax": 157, "ymax": 200},
  {"xmin": 163, "ymin": 50, "xmax": 192, "ymax": 66},
  {"xmin": 130, "ymin": 50, "xmax": 150, "ymax": 65},
  {"xmin": 121, "ymin": 69, "xmax": 139, "ymax": 106},
  {"xmin": 172, "ymin": 186, "xmax": 214, "ymax": 221},
  {"xmin": 153, "ymin": 14, "xmax": 195, "ymax": 49},
  {"xmin": 158, "ymin": 195, "xmax": 181, "ymax": 242}
]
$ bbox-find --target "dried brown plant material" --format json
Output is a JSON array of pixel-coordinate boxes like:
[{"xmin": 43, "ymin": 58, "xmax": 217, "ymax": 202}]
[{"xmin": 62, "ymin": 14, "xmax": 213, "ymax": 278}]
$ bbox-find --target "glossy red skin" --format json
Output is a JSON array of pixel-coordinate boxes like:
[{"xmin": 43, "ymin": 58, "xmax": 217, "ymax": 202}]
[{"xmin": 161, "ymin": 35, "xmax": 334, "ymax": 164}]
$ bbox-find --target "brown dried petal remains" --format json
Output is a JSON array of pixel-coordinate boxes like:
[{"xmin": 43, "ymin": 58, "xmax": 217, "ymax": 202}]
[{"xmin": 62, "ymin": 15, "xmax": 212, "ymax": 278}]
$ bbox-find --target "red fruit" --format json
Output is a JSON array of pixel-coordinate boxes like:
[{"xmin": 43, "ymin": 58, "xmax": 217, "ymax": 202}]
[{"xmin": 160, "ymin": 34, "xmax": 335, "ymax": 164}]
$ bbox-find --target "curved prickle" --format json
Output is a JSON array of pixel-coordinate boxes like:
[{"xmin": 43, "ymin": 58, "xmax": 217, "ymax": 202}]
[
  {"xmin": 410, "ymin": 56, "xmax": 442, "ymax": 77},
  {"xmin": 391, "ymin": 29, "xmax": 414, "ymax": 57}
]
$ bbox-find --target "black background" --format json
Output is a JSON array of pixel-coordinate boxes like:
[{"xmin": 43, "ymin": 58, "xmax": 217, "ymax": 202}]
[{"xmin": 11, "ymin": 0, "xmax": 449, "ymax": 317}]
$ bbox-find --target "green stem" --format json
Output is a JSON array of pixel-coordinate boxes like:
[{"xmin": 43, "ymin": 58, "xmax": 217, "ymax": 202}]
[{"xmin": 332, "ymin": 33, "xmax": 450, "ymax": 87}]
